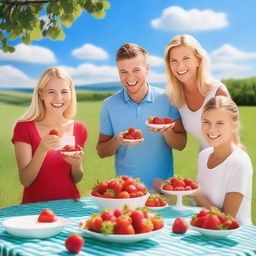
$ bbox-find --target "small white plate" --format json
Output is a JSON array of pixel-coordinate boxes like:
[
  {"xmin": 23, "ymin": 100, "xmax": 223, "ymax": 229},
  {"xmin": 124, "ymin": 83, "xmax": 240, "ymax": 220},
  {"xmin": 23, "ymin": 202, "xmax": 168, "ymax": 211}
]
[
  {"xmin": 146, "ymin": 205, "xmax": 168, "ymax": 211},
  {"xmin": 2, "ymin": 215, "xmax": 69, "ymax": 239},
  {"xmin": 145, "ymin": 121, "xmax": 174, "ymax": 129},
  {"xmin": 191, "ymin": 225, "xmax": 240, "ymax": 239},
  {"xmin": 122, "ymin": 138, "xmax": 144, "ymax": 143},
  {"xmin": 60, "ymin": 150, "xmax": 82, "ymax": 156},
  {"xmin": 80, "ymin": 226, "xmax": 164, "ymax": 243}
]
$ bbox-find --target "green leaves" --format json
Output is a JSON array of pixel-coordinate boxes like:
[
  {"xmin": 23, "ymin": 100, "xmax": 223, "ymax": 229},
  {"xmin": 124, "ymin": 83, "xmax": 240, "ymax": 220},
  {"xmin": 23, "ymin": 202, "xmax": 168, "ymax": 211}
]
[{"xmin": 0, "ymin": 0, "xmax": 110, "ymax": 52}]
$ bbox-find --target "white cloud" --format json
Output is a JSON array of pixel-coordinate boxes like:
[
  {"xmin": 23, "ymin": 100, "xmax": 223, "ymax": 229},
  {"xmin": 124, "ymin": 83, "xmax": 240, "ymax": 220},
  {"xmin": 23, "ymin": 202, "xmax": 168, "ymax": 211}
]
[
  {"xmin": 71, "ymin": 44, "xmax": 109, "ymax": 60},
  {"xmin": 148, "ymin": 70, "xmax": 166, "ymax": 84},
  {"xmin": 0, "ymin": 44, "xmax": 57, "ymax": 64},
  {"xmin": 0, "ymin": 65, "xmax": 35, "ymax": 87},
  {"xmin": 58, "ymin": 63, "xmax": 118, "ymax": 85},
  {"xmin": 149, "ymin": 55, "xmax": 164, "ymax": 66},
  {"xmin": 211, "ymin": 44, "xmax": 256, "ymax": 62},
  {"xmin": 151, "ymin": 6, "xmax": 228, "ymax": 31}
]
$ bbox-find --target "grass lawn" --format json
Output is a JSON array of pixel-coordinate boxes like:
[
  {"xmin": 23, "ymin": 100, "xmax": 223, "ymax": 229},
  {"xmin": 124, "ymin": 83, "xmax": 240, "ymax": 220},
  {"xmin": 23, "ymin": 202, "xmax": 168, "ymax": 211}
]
[{"xmin": 0, "ymin": 92, "xmax": 255, "ymax": 225}]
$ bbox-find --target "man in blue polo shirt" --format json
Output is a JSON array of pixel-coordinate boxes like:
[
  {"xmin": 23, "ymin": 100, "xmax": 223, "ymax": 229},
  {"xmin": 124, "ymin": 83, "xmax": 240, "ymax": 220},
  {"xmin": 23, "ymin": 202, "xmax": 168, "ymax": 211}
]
[{"xmin": 96, "ymin": 43, "xmax": 186, "ymax": 189}]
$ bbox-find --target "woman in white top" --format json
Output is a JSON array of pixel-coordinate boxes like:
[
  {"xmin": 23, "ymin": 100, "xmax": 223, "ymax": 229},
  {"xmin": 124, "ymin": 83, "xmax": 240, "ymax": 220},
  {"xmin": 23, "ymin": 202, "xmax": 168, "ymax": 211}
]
[
  {"xmin": 164, "ymin": 34, "xmax": 230, "ymax": 151},
  {"xmin": 153, "ymin": 34, "xmax": 230, "ymax": 191},
  {"xmin": 191, "ymin": 96, "xmax": 253, "ymax": 225}
]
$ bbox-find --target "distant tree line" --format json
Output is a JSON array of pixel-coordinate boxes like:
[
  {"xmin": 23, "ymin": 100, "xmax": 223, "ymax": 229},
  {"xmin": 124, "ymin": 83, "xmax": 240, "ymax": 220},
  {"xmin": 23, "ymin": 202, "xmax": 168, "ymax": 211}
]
[{"xmin": 223, "ymin": 77, "xmax": 256, "ymax": 106}]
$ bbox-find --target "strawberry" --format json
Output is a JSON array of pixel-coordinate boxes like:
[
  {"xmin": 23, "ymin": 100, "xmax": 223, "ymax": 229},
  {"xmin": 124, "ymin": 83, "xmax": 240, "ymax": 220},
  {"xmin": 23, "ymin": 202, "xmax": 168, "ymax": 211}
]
[
  {"xmin": 192, "ymin": 216, "xmax": 208, "ymax": 228},
  {"xmin": 91, "ymin": 190, "xmax": 102, "ymax": 197},
  {"xmin": 153, "ymin": 117, "xmax": 165, "ymax": 124},
  {"xmin": 150, "ymin": 216, "xmax": 164, "ymax": 230},
  {"xmin": 185, "ymin": 185, "xmax": 192, "ymax": 190},
  {"xmin": 134, "ymin": 218, "xmax": 153, "ymax": 234},
  {"xmin": 173, "ymin": 179, "xmax": 186, "ymax": 188},
  {"xmin": 65, "ymin": 234, "xmax": 84, "ymax": 254},
  {"xmin": 134, "ymin": 131, "xmax": 143, "ymax": 139},
  {"xmin": 38, "ymin": 209, "xmax": 57, "ymax": 222},
  {"xmin": 164, "ymin": 117, "xmax": 174, "ymax": 124},
  {"xmin": 172, "ymin": 217, "xmax": 188, "ymax": 234},
  {"xmin": 102, "ymin": 189, "xmax": 116, "ymax": 198},
  {"xmin": 91, "ymin": 215, "xmax": 104, "ymax": 232},
  {"xmin": 117, "ymin": 191, "xmax": 130, "ymax": 198},
  {"xmin": 197, "ymin": 209, "xmax": 209, "ymax": 217},
  {"xmin": 113, "ymin": 209, "xmax": 122, "ymax": 217},
  {"xmin": 49, "ymin": 129, "xmax": 59, "ymax": 136},
  {"xmin": 126, "ymin": 184, "xmax": 137, "ymax": 194},
  {"xmin": 101, "ymin": 210, "xmax": 116, "ymax": 222},
  {"xmin": 202, "ymin": 215, "xmax": 221, "ymax": 230},
  {"xmin": 134, "ymin": 182, "xmax": 146, "ymax": 192},
  {"xmin": 183, "ymin": 178, "xmax": 193, "ymax": 187},
  {"xmin": 145, "ymin": 200, "xmax": 156, "ymax": 207},
  {"xmin": 97, "ymin": 181, "xmax": 109, "ymax": 194},
  {"xmin": 162, "ymin": 184, "xmax": 173, "ymax": 191},
  {"xmin": 174, "ymin": 186, "xmax": 185, "ymax": 191},
  {"xmin": 124, "ymin": 133, "xmax": 135, "ymax": 140},
  {"xmin": 108, "ymin": 179, "xmax": 123, "ymax": 194},
  {"xmin": 128, "ymin": 127, "xmax": 135, "ymax": 134},
  {"xmin": 114, "ymin": 216, "xmax": 135, "ymax": 234},
  {"xmin": 229, "ymin": 219, "xmax": 240, "ymax": 229},
  {"xmin": 190, "ymin": 182, "xmax": 199, "ymax": 190}
]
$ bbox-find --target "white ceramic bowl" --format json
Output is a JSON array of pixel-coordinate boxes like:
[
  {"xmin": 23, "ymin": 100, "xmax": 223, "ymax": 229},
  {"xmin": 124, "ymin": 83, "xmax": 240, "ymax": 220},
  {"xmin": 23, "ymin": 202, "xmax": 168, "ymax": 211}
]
[
  {"xmin": 91, "ymin": 193, "xmax": 149, "ymax": 210},
  {"xmin": 191, "ymin": 225, "xmax": 240, "ymax": 239},
  {"xmin": 80, "ymin": 225, "xmax": 164, "ymax": 243},
  {"xmin": 2, "ymin": 215, "xmax": 69, "ymax": 239}
]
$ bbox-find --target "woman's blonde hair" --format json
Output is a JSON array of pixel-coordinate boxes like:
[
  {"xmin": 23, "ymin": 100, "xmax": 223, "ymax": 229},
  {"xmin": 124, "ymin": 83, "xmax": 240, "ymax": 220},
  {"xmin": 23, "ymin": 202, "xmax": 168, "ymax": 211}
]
[
  {"xmin": 18, "ymin": 67, "xmax": 76, "ymax": 121},
  {"xmin": 164, "ymin": 34, "xmax": 214, "ymax": 108},
  {"xmin": 202, "ymin": 96, "xmax": 244, "ymax": 150}
]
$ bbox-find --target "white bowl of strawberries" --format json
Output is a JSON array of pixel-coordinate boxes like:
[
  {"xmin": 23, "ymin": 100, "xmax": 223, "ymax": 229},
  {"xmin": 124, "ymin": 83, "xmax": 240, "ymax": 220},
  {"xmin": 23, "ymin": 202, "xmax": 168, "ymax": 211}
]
[
  {"xmin": 121, "ymin": 127, "xmax": 144, "ymax": 143},
  {"xmin": 190, "ymin": 207, "xmax": 240, "ymax": 239},
  {"xmin": 146, "ymin": 116, "xmax": 175, "ymax": 129},
  {"xmin": 79, "ymin": 205, "xmax": 165, "ymax": 243},
  {"xmin": 90, "ymin": 176, "xmax": 149, "ymax": 210}
]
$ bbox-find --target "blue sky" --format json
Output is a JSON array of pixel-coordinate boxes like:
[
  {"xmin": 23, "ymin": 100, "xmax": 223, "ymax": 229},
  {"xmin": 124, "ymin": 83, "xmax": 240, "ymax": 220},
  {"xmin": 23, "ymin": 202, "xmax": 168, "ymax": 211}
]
[{"xmin": 0, "ymin": 0, "xmax": 256, "ymax": 88}]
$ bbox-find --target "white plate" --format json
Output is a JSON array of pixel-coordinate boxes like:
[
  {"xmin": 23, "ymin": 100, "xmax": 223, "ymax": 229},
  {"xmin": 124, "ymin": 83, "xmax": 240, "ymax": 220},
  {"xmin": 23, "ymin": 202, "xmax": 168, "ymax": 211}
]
[
  {"xmin": 160, "ymin": 187, "xmax": 200, "ymax": 196},
  {"xmin": 2, "ymin": 215, "xmax": 69, "ymax": 239},
  {"xmin": 60, "ymin": 150, "xmax": 82, "ymax": 156},
  {"xmin": 122, "ymin": 138, "xmax": 144, "ymax": 143},
  {"xmin": 80, "ymin": 226, "xmax": 164, "ymax": 243},
  {"xmin": 145, "ymin": 121, "xmax": 174, "ymax": 129},
  {"xmin": 191, "ymin": 225, "xmax": 240, "ymax": 239},
  {"xmin": 147, "ymin": 205, "xmax": 168, "ymax": 211}
]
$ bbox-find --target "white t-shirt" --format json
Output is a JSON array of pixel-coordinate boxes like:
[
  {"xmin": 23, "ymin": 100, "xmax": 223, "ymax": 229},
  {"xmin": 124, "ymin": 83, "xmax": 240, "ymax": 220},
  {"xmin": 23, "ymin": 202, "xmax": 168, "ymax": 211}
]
[
  {"xmin": 197, "ymin": 147, "xmax": 253, "ymax": 225},
  {"xmin": 178, "ymin": 82, "xmax": 223, "ymax": 151}
]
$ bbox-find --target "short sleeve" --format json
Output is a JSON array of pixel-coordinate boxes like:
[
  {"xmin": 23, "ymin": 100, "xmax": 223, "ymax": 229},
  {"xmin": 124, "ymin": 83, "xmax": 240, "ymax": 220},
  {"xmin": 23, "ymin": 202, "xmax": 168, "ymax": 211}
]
[
  {"xmin": 226, "ymin": 158, "xmax": 253, "ymax": 195},
  {"xmin": 75, "ymin": 121, "xmax": 88, "ymax": 148},
  {"xmin": 99, "ymin": 101, "xmax": 114, "ymax": 136},
  {"xmin": 11, "ymin": 121, "xmax": 32, "ymax": 145},
  {"xmin": 169, "ymin": 104, "xmax": 181, "ymax": 120}
]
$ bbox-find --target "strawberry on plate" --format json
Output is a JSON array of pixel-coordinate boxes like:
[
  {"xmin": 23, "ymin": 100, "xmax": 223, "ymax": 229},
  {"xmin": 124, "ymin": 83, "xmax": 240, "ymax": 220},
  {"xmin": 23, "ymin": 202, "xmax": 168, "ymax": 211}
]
[
  {"xmin": 190, "ymin": 207, "xmax": 241, "ymax": 239},
  {"xmin": 122, "ymin": 127, "xmax": 144, "ymax": 142},
  {"xmin": 38, "ymin": 209, "xmax": 58, "ymax": 223},
  {"xmin": 79, "ymin": 206, "xmax": 165, "ymax": 243},
  {"xmin": 145, "ymin": 194, "xmax": 168, "ymax": 210},
  {"xmin": 146, "ymin": 116, "xmax": 175, "ymax": 129}
]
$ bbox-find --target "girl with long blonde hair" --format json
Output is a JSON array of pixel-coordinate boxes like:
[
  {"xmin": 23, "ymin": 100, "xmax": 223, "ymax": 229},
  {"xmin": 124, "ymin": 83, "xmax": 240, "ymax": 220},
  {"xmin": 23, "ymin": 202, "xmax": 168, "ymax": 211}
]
[{"xmin": 12, "ymin": 67, "xmax": 87, "ymax": 204}]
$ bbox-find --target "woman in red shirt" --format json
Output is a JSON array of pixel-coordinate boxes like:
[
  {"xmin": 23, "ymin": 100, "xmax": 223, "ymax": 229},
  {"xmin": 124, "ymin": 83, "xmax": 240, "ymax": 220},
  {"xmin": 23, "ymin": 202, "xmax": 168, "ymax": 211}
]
[{"xmin": 12, "ymin": 67, "xmax": 87, "ymax": 204}]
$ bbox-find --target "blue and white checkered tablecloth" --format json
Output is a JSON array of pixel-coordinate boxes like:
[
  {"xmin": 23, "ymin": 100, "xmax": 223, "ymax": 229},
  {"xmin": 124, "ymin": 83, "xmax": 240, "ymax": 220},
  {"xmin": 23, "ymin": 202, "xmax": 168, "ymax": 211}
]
[{"xmin": 0, "ymin": 197, "xmax": 256, "ymax": 256}]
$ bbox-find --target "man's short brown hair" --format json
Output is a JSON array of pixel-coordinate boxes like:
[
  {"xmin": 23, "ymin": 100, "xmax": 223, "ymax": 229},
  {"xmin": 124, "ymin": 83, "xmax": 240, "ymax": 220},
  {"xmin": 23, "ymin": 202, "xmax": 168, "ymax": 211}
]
[{"xmin": 116, "ymin": 43, "xmax": 148, "ymax": 61}]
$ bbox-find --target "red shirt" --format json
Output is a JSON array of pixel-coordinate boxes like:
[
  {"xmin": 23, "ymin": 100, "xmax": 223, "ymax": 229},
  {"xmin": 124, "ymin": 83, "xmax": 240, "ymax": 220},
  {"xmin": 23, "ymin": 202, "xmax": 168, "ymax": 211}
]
[{"xmin": 12, "ymin": 120, "xmax": 87, "ymax": 204}]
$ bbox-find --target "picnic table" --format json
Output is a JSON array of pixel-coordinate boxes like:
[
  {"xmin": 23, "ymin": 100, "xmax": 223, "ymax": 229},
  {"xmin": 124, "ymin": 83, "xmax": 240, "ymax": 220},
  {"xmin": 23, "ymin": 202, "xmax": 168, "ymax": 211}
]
[{"xmin": 0, "ymin": 197, "xmax": 256, "ymax": 256}]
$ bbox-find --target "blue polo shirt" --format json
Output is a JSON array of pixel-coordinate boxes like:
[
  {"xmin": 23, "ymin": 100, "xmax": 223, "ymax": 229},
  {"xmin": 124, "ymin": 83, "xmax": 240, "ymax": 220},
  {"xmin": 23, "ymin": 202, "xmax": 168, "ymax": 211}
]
[{"xmin": 100, "ymin": 85, "xmax": 180, "ymax": 188}]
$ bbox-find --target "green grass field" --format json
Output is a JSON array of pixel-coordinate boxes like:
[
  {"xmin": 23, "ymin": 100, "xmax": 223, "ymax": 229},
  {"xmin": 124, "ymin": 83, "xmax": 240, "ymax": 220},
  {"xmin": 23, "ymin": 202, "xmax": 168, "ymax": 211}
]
[{"xmin": 0, "ymin": 91, "xmax": 255, "ymax": 225}]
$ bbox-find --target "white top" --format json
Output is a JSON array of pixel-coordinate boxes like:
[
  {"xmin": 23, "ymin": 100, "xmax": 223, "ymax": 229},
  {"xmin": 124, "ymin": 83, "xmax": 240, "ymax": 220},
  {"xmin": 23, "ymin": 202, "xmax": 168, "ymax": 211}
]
[
  {"xmin": 178, "ymin": 83, "xmax": 222, "ymax": 151},
  {"xmin": 197, "ymin": 147, "xmax": 253, "ymax": 225}
]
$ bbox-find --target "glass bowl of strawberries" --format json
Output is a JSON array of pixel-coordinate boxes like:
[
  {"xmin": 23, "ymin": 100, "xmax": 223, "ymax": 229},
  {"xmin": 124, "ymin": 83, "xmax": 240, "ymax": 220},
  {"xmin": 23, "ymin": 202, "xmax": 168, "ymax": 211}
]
[
  {"xmin": 190, "ymin": 207, "xmax": 240, "ymax": 239},
  {"xmin": 146, "ymin": 116, "xmax": 175, "ymax": 129},
  {"xmin": 90, "ymin": 176, "xmax": 149, "ymax": 210},
  {"xmin": 79, "ymin": 205, "xmax": 165, "ymax": 243},
  {"xmin": 160, "ymin": 176, "xmax": 200, "ymax": 211}
]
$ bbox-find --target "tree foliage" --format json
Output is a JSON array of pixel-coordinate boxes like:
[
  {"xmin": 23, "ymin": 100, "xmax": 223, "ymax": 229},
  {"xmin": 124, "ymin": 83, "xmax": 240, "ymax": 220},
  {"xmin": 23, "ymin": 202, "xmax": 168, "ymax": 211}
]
[
  {"xmin": 0, "ymin": 0, "xmax": 110, "ymax": 52},
  {"xmin": 223, "ymin": 77, "xmax": 256, "ymax": 106}
]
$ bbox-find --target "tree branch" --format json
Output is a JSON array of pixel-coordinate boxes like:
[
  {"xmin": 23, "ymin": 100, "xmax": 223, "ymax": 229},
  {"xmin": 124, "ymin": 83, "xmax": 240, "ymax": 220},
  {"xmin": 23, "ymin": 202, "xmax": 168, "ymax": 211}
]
[{"xmin": 0, "ymin": 0, "xmax": 57, "ymax": 6}]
